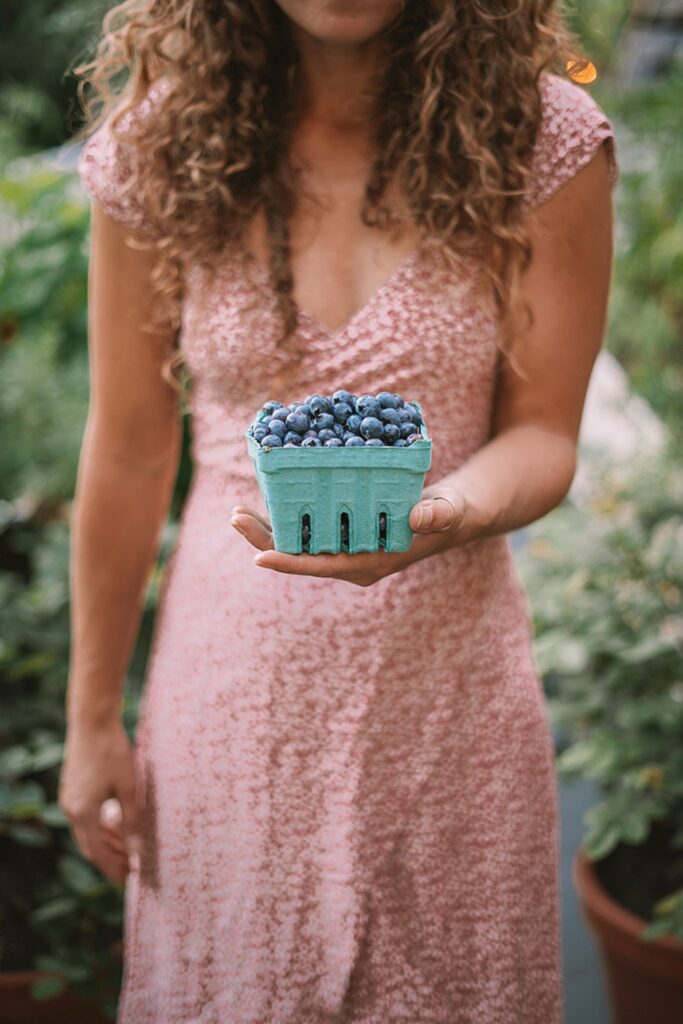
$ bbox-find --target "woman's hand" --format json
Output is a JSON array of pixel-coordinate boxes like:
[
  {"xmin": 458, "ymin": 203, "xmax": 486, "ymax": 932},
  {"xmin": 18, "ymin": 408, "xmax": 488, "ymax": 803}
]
[
  {"xmin": 58, "ymin": 719, "xmax": 144, "ymax": 887},
  {"xmin": 230, "ymin": 485, "xmax": 468, "ymax": 587}
]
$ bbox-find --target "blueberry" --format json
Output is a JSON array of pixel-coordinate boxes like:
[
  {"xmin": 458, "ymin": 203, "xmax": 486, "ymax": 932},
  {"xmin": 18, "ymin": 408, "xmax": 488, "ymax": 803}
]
[
  {"xmin": 355, "ymin": 394, "xmax": 381, "ymax": 419},
  {"xmin": 265, "ymin": 419, "xmax": 286, "ymax": 438},
  {"xmin": 251, "ymin": 392, "xmax": 427, "ymax": 451},
  {"xmin": 313, "ymin": 412, "xmax": 335, "ymax": 431},
  {"xmin": 375, "ymin": 391, "xmax": 402, "ymax": 410},
  {"xmin": 286, "ymin": 411, "xmax": 311, "ymax": 434},
  {"xmin": 360, "ymin": 416, "xmax": 384, "ymax": 439},
  {"xmin": 400, "ymin": 421, "xmax": 419, "ymax": 440},
  {"xmin": 333, "ymin": 402, "xmax": 354, "ymax": 425},
  {"xmin": 309, "ymin": 395, "xmax": 333, "ymax": 416},
  {"xmin": 379, "ymin": 407, "xmax": 401, "ymax": 426},
  {"xmin": 262, "ymin": 399, "xmax": 286, "ymax": 415}
]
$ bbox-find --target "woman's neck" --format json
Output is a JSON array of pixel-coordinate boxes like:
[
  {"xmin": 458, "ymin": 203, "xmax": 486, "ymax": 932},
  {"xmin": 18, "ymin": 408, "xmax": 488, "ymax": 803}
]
[{"xmin": 289, "ymin": 22, "xmax": 387, "ymax": 131}]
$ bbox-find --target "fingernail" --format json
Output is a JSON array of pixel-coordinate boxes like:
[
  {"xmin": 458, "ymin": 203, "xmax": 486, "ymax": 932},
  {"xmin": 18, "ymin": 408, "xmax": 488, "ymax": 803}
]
[
  {"xmin": 415, "ymin": 505, "xmax": 433, "ymax": 529},
  {"xmin": 128, "ymin": 852, "xmax": 141, "ymax": 871}
]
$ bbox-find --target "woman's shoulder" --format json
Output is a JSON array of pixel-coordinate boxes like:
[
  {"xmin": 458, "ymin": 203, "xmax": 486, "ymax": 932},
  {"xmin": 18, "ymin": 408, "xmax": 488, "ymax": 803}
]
[
  {"xmin": 524, "ymin": 71, "xmax": 619, "ymax": 211},
  {"xmin": 75, "ymin": 78, "xmax": 173, "ymax": 236}
]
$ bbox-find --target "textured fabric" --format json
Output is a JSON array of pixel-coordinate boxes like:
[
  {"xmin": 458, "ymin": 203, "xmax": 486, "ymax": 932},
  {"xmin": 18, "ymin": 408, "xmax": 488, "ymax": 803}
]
[{"xmin": 77, "ymin": 72, "xmax": 618, "ymax": 1024}]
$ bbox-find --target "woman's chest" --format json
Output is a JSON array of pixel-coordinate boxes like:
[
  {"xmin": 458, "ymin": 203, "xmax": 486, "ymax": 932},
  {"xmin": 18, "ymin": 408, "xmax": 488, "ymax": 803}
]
[
  {"xmin": 178, "ymin": 238, "xmax": 501, "ymax": 420},
  {"xmin": 240, "ymin": 198, "xmax": 424, "ymax": 339}
]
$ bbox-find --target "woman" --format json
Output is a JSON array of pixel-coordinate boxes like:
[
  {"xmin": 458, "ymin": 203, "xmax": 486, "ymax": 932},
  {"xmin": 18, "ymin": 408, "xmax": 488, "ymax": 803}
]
[{"xmin": 60, "ymin": 1, "xmax": 618, "ymax": 1021}]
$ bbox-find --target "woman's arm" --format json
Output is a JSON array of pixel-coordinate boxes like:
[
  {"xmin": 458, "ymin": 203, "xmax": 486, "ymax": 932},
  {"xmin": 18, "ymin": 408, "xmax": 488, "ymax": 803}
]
[
  {"xmin": 410, "ymin": 140, "xmax": 615, "ymax": 543},
  {"xmin": 228, "ymin": 142, "xmax": 614, "ymax": 586},
  {"xmin": 59, "ymin": 202, "xmax": 181, "ymax": 881}
]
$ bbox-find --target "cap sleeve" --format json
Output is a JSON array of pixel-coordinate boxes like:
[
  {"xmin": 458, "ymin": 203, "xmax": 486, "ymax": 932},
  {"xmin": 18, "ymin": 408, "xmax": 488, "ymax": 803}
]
[
  {"xmin": 524, "ymin": 72, "xmax": 619, "ymax": 212},
  {"xmin": 76, "ymin": 81, "xmax": 169, "ymax": 237}
]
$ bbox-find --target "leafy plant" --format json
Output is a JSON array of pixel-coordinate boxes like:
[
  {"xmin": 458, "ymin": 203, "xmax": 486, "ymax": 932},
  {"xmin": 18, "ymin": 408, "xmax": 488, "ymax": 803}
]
[
  {"xmin": 518, "ymin": 438, "xmax": 683, "ymax": 942},
  {"xmin": 0, "ymin": 151, "xmax": 188, "ymax": 1013},
  {"xmin": 0, "ymin": 1, "xmax": 110, "ymax": 152},
  {"xmin": 0, "ymin": 516, "xmax": 121, "ymax": 1018},
  {"xmin": 565, "ymin": 0, "xmax": 631, "ymax": 71},
  {"xmin": 605, "ymin": 63, "xmax": 683, "ymax": 444},
  {"xmin": 0, "ymin": 502, "xmax": 181, "ymax": 1014}
]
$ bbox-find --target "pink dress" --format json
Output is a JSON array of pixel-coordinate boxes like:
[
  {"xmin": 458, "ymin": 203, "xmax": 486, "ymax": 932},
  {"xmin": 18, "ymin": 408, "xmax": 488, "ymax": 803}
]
[{"xmin": 77, "ymin": 72, "xmax": 618, "ymax": 1024}]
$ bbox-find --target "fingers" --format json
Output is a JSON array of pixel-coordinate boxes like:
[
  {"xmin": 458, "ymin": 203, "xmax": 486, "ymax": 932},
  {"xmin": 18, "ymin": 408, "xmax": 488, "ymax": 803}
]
[
  {"xmin": 101, "ymin": 820, "xmax": 127, "ymax": 856},
  {"xmin": 74, "ymin": 815, "xmax": 128, "ymax": 887},
  {"xmin": 100, "ymin": 800, "xmax": 127, "ymax": 855},
  {"xmin": 231, "ymin": 504, "xmax": 271, "ymax": 530},
  {"xmin": 252, "ymin": 548, "xmax": 392, "ymax": 582},
  {"xmin": 253, "ymin": 546, "xmax": 366, "ymax": 575},
  {"xmin": 231, "ymin": 510, "xmax": 275, "ymax": 552},
  {"xmin": 117, "ymin": 770, "xmax": 144, "ymax": 862}
]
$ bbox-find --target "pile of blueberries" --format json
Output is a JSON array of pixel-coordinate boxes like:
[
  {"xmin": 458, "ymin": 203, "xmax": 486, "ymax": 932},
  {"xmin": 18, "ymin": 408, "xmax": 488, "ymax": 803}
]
[{"xmin": 247, "ymin": 390, "xmax": 426, "ymax": 448}]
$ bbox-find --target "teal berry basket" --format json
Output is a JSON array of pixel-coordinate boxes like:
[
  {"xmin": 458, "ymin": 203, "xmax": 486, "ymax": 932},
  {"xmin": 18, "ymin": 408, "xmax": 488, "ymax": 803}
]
[{"xmin": 244, "ymin": 401, "xmax": 432, "ymax": 555}]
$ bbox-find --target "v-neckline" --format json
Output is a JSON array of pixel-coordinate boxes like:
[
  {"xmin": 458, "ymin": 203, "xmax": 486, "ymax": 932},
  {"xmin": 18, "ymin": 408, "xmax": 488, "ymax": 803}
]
[{"xmin": 236, "ymin": 236, "xmax": 425, "ymax": 341}]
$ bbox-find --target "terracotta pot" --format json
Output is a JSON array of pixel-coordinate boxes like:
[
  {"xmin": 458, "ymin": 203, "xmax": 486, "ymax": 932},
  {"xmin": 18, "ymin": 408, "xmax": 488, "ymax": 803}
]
[
  {"xmin": 0, "ymin": 968, "xmax": 111, "ymax": 1024},
  {"xmin": 572, "ymin": 847, "xmax": 683, "ymax": 1024}
]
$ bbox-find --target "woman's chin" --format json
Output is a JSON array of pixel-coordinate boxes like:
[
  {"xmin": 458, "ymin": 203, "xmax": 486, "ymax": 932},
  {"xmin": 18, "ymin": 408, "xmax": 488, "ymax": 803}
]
[{"xmin": 277, "ymin": 0, "xmax": 404, "ymax": 47}]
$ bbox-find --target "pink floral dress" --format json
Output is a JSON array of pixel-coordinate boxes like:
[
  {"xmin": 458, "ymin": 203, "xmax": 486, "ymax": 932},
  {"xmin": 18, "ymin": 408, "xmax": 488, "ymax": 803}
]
[{"xmin": 77, "ymin": 71, "xmax": 618, "ymax": 1024}]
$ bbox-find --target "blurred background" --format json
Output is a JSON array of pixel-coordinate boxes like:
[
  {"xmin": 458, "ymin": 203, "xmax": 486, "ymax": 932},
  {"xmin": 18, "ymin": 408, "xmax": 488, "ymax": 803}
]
[{"xmin": 0, "ymin": 2, "xmax": 681, "ymax": 1022}]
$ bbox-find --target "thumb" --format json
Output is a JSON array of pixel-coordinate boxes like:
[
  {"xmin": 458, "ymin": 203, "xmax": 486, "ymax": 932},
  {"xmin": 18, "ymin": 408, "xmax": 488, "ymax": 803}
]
[{"xmin": 409, "ymin": 492, "xmax": 466, "ymax": 534}]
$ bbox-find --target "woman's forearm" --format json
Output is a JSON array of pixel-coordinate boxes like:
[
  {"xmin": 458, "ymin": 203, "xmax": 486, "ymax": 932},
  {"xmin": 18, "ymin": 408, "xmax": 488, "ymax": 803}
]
[
  {"xmin": 438, "ymin": 423, "xmax": 578, "ymax": 546},
  {"xmin": 66, "ymin": 419, "xmax": 180, "ymax": 731}
]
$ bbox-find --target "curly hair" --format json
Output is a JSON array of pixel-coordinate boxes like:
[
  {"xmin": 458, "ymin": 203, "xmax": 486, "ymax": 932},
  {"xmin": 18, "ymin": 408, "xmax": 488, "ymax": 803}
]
[{"xmin": 72, "ymin": 0, "xmax": 588, "ymax": 390}]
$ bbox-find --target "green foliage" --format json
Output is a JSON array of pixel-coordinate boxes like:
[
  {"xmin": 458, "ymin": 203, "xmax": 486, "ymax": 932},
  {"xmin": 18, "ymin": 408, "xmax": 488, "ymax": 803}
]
[
  {"xmin": 0, "ymin": 505, "xmax": 180, "ymax": 1013},
  {"xmin": 0, "ymin": 1, "xmax": 111, "ymax": 152},
  {"xmin": 564, "ymin": 0, "xmax": 631, "ymax": 69},
  {"xmin": 0, "ymin": 168, "xmax": 90, "ymax": 364},
  {"xmin": 518, "ymin": 440, "xmax": 683, "ymax": 942},
  {"xmin": 0, "ymin": 519, "xmax": 121, "ymax": 1017},
  {"xmin": 0, "ymin": 146, "xmax": 186, "ymax": 1011},
  {"xmin": 605, "ymin": 65, "xmax": 683, "ymax": 442}
]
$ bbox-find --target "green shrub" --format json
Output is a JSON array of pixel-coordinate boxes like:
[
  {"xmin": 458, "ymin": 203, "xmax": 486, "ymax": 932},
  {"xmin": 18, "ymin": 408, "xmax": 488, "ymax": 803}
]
[
  {"xmin": 519, "ymin": 439, "xmax": 683, "ymax": 942},
  {"xmin": 605, "ymin": 65, "xmax": 683, "ymax": 442},
  {"xmin": 0, "ymin": 154, "xmax": 188, "ymax": 1012}
]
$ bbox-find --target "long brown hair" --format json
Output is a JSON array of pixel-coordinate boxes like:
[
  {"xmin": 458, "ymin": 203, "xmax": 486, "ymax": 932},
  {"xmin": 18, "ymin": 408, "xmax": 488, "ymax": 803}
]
[{"xmin": 72, "ymin": 1, "xmax": 586, "ymax": 385}]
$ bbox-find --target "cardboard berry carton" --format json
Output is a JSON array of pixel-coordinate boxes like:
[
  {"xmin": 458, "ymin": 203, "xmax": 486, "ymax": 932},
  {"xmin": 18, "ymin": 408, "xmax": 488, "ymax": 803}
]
[{"xmin": 244, "ymin": 396, "xmax": 432, "ymax": 555}]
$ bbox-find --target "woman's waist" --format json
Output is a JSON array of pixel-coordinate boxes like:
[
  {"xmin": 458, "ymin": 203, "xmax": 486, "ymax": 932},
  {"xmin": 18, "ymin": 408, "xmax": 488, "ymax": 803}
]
[{"xmin": 176, "ymin": 471, "xmax": 530, "ymax": 609}]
